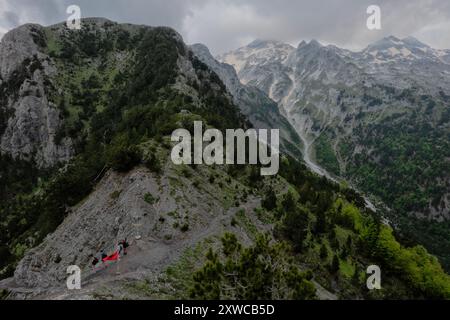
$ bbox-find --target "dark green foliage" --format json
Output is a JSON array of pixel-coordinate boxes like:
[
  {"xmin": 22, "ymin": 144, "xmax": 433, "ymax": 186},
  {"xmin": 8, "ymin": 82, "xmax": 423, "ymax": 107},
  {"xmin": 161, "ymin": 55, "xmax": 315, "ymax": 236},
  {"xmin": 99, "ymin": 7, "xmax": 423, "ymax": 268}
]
[
  {"xmin": 180, "ymin": 224, "xmax": 189, "ymax": 233},
  {"xmin": 0, "ymin": 154, "xmax": 42, "ymax": 202},
  {"xmin": 116, "ymin": 29, "xmax": 131, "ymax": 51},
  {"xmin": 1, "ymin": 23, "xmax": 449, "ymax": 300},
  {"xmin": 345, "ymin": 117, "xmax": 450, "ymax": 214},
  {"xmin": 144, "ymin": 154, "xmax": 162, "ymax": 174},
  {"xmin": 341, "ymin": 104, "xmax": 450, "ymax": 270},
  {"xmin": 0, "ymin": 24, "xmax": 249, "ymax": 279},
  {"xmin": 398, "ymin": 218, "xmax": 450, "ymax": 272},
  {"xmin": 110, "ymin": 190, "xmax": 121, "ymax": 200},
  {"xmin": 277, "ymin": 193, "xmax": 310, "ymax": 252},
  {"xmin": 248, "ymin": 165, "xmax": 262, "ymax": 187},
  {"xmin": 315, "ymin": 134, "xmax": 340, "ymax": 175},
  {"xmin": 190, "ymin": 233, "xmax": 316, "ymax": 300},
  {"xmin": 0, "ymin": 146, "xmax": 106, "ymax": 272},
  {"xmin": 331, "ymin": 85, "xmax": 450, "ymax": 273},
  {"xmin": 0, "ymin": 104, "xmax": 13, "ymax": 137},
  {"xmin": 320, "ymin": 243, "xmax": 328, "ymax": 260},
  {"xmin": 314, "ymin": 209, "xmax": 327, "ymax": 235},
  {"xmin": 359, "ymin": 218, "xmax": 450, "ymax": 298},
  {"xmin": 281, "ymin": 191, "xmax": 296, "ymax": 213},
  {"xmin": 264, "ymin": 152, "xmax": 450, "ymax": 298},
  {"xmin": 107, "ymin": 143, "xmax": 141, "ymax": 173},
  {"xmin": 262, "ymin": 189, "xmax": 277, "ymax": 211},
  {"xmin": 329, "ymin": 255, "xmax": 340, "ymax": 274},
  {"xmin": 144, "ymin": 193, "xmax": 156, "ymax": 205},
  {"xmin": 346, "ymin": 236, "xmax": 353, "ymax": 251},
  {"xmin": 0, "ymin": 289, "xmax": 10, "ymax": 300},
  {"xmin": 125, "ymin": 28, "xmax": 184, "ymax": 105},
  {"xmin": 0, "ymin": 245, "xmax": 13, "ymax": 270},
  {"xmin": 329, "ymin": 228, "xmax": 340, "ymax": 250}
]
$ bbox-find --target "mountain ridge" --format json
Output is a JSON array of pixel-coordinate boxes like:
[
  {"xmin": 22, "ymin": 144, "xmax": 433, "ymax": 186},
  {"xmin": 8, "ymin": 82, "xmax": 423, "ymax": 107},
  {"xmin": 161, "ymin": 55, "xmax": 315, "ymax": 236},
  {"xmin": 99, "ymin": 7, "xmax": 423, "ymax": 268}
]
[
  {"xmin": 219, "ymin": 36, "xmax": 450, "ymax": 270},
  {"xmin": 0, "ymin": 19, "xmax": 449, "ymax": 300}
]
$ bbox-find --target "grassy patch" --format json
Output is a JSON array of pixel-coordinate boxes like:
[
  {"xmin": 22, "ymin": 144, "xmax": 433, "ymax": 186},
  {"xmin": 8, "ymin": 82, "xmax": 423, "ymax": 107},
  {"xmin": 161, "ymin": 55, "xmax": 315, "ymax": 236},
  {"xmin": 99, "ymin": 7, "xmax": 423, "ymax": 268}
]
[
  {"xmin": 235, "ymin": 209, "xmax": 258, "ymax": 239},
  {"xmin": 315, "ymin": 134, "xmax": 340, "ymax": 176},
  {"xmin": 144, "ymin": 193, "xmax": 157, "ymax": 205},
  {"xmin": 164, "ymin": 239, "xmax": 213, "ymax": 298},
  {"xmin": 254, "ymin": 207, "xmax": 275, "ymax": 224},
  {"xmin": 339, "ymin": 259, "xmax": 356, "ymax": 278},
  {"xmin": 110, "ymin": 190, "xmax": 122, "ymax": 200}
]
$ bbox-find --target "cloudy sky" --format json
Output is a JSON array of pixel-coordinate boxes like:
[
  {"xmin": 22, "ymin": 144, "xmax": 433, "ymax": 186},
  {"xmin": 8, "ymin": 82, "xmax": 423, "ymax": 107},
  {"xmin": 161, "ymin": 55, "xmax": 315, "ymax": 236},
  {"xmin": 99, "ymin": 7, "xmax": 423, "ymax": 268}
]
[{"xmin": 1, "ymin": 0, "xmax": 450, "ymax": 54}]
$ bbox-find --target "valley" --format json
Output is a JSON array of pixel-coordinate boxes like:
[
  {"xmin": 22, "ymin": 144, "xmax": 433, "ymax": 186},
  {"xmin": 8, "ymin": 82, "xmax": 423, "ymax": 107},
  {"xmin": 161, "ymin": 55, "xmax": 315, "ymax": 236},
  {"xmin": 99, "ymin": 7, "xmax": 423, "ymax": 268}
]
[
  {"xmin": 0, "ymin": 19, "xmax": 449, "ymax": 300},
  {"xmin": 219, "ymin": 37, "xmax": 450, "ymax": 270}
]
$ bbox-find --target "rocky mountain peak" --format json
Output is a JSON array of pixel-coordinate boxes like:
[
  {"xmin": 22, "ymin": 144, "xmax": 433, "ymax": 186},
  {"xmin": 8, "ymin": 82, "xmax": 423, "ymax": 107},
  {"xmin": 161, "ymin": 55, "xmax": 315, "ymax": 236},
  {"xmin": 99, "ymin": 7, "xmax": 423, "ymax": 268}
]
[
  {"xmin": 362, "ymin": 35, "xmax": 440, "ymax": 62},
  {"xmin": 0, "ymin": 24, "xmax": 44, "ymax": 80},
  {"xmin": 190, "ymin": 43, "xmax": 211, "ymax": 56},
  {"xmin": 247, "ymin": 39, "xmax": 291, "ymax": 49},
  {"xmin": 217, "ymin": 39, "xmax": 294, "ymax": 74},
  {"xmin": 402, "ymin": 36, "xmax": 429, "ymax": 49},
  {"xmin": 0, "ymin": 22, "xmax": 73, "ymax": 168},
  {"xmin": 364, "ymin": 35, "xmax": 405, "ymax": 52},
  {"xmin": 0, "ymin": 19, "xmax": 449, "ymax": 301},
  {"xmin": 307, "ymin": 39, "xmax": 323, "ymax": 48},
  {"xmin": 297, "ymin": 40, "xmax": 307, "ymax": 49}
]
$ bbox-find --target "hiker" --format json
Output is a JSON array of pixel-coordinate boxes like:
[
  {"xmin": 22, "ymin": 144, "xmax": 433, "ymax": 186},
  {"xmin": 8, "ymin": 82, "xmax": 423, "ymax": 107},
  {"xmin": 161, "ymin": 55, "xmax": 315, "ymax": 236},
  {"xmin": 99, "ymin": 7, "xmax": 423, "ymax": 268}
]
[
  {"xmin": 117, "ymin": 241, "xmax": 124, "ymax": 259},
  {"xmin": 92, "ymin": 256, "xmax": 99, "ymax": 267},
  {"xmin": 99, "ymin": 249, "xmax": 108, "ymax": 266},
  {"xmin": 120, "ymin": 239, "xmax": 129, "ymax": 256}
]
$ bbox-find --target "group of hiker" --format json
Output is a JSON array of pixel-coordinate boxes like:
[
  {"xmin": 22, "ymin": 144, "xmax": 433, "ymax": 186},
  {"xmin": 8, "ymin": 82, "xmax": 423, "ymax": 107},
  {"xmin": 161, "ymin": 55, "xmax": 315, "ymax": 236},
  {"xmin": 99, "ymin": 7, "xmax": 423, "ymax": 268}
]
[{"xmin": 92, "ymin": 239, "xmax": 129, "ymax": 269}]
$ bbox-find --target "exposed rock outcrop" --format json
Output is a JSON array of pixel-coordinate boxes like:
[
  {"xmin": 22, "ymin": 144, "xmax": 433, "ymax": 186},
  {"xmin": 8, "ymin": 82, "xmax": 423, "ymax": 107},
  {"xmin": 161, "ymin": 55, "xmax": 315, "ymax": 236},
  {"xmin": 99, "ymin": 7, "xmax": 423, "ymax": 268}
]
[
  {"xmin": 0, "ymin": 24, "xmax": 73, "ymax": 168},
  {"xmin": 2, "ymin": 155, "xmax": 267, "ymax": 298},
  {"xmin": 191, "ymin": 43, "xmax": 303, "ymax": 159}
]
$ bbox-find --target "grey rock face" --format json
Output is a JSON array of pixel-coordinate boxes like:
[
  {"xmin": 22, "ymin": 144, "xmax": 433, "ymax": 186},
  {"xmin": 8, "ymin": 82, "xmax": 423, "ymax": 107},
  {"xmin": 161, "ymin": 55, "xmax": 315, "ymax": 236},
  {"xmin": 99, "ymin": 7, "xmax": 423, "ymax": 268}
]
[
  {"xmin": 219, "ymin": 37, "xmax": 450, "ymax": 135},
  {"xmin": 355, "ymin": 36, "xmax": 450, "ymax": 93},
  {"xmin": 12, "ymin": 167, "xmax": 164, "ymax": 288},
  {"xmin": 5, "ymin": 158, "xmax": 265, "ymax": 297},
  {"xmin": 191, "ymin": 44, "xmax": 242, "ymax": 97},
  {"xmin": 219, "ymin": 39, "xmax": 369, "ymax": 177},
  {"xmin": 219, "ymin": 37, "xmax": 450, "ymax": 219},
  {"xmin": 0, "ymin": 24, "xmax": 73, "ymax": 168},
  {"xmin": 191, "ymin": 43, "xmax": 303, "ymax": 159},
  {"xmin": 218, "ymin": 40, "xmax": 295, "ymax": 102}
]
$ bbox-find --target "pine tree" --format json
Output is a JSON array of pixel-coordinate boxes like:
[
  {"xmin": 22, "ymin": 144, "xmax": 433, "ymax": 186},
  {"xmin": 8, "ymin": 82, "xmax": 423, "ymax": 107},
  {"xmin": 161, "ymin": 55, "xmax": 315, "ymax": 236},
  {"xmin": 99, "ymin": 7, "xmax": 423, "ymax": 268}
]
[
  {"xmin": 351, "ymin": 268, "xmax": 361, "ymax": 286},
  {"xmin": 328, "ymin": 227, "xmax": 340, "ymax": 250},
  {"xmin": 314, "ymin": 209, "xmax": 327, "ymax": 235},
  {"xmin": 281, "ymin": 191, "xmax": 296, "ymax": 213},
  {"xmin": 320, "ymin": 243, "xmax": 328, "ymax": 260},
  {"xmin": 262, "ymin": 189, "xmax": 277, "ymax": 211},
  {"xmin": 189, "ymin": 233, "xmax": 317, "ymax": 300},
  {"xmin": 282, "ymin": 206, "xmax": 310, "ymax": 252},
  {"xmin": 330, "ymin": 254, "xmax": 340, "ymax": 274}
]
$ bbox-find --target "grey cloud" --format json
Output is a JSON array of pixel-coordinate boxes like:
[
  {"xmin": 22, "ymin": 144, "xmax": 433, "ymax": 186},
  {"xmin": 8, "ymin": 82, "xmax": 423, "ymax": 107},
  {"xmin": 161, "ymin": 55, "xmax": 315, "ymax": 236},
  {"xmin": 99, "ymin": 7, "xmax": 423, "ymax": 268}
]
[
  {"xmin": 184, "ymin": 0, "xmax": 450, "ymax": 53},
  {"xmin": 2, "ymin": 11, "xmax": 20, "ymax": 28},
  {"xmin": 1, "ymin": 0, "xmax": 449, "ymax": 54}
]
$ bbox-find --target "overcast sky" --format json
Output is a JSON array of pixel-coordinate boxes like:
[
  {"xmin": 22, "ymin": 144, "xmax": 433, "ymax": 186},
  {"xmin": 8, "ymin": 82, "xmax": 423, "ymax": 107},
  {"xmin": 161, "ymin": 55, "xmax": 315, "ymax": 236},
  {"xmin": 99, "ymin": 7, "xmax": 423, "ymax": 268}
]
[{"xmin": 1, "ymin": 0, "xmax": 449, "ymax": 54}]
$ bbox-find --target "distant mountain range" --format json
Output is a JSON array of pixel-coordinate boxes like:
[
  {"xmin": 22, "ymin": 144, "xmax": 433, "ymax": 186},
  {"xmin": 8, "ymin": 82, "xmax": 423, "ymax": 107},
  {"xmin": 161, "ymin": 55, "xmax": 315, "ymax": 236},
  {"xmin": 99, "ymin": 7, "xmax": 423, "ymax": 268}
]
[
  {"xmin": 0, "ymin": 19, "xmax": 449, "ymax": 299},
  {"xmin": 219, "ymin": 36, "xmax": 450, "ymax": 269}
]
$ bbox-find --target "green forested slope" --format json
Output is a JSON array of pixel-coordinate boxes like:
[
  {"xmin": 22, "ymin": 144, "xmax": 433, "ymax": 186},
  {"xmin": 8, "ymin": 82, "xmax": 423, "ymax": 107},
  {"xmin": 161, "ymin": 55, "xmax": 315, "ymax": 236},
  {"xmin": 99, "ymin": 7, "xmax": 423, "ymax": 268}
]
[{"xmin": 0, "ymin": 21, "xmax": 449, "ymax": 299}]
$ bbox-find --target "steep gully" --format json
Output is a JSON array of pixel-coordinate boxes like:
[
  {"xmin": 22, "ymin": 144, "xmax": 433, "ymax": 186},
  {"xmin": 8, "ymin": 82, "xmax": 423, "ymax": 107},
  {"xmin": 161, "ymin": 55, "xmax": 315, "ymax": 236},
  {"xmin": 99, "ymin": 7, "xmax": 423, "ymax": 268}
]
[{"xmin": 276, "ymin": 76, "xmax": 378, "ymax": 213}]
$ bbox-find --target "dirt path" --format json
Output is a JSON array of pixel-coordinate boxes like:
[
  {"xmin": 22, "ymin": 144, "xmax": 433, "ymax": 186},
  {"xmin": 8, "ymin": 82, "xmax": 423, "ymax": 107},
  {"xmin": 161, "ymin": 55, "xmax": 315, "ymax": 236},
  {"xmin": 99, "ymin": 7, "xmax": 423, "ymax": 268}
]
[{"xmin": 34, "ymin": 197, "xmax": 263, "ymax": 300}]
